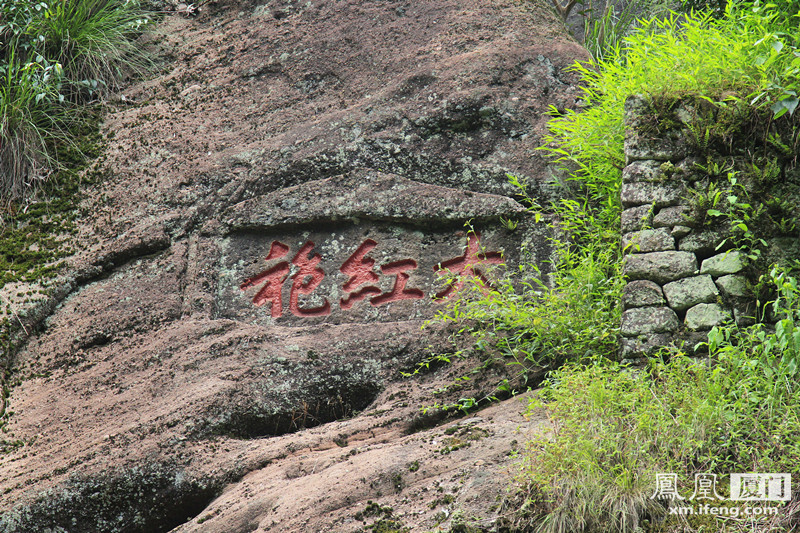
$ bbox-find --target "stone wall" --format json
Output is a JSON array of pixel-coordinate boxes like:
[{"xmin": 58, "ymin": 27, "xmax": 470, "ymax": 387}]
[{"xmin": 619, "ymin": 96, "xmax": 756, "ymax": 359}]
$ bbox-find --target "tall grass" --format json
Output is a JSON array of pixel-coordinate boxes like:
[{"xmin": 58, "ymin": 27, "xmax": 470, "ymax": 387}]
[
  {"xmin": 0, "ymin": 0, "xmax": 151, "ymax": 203},
  {"xmin": 511, "ymin": 267, "xmax": 800, "ymax": 533},
  {"xmin": 33, "ymin": 0, "xmax": 151, "ymax": 100},
  {"xmin": 580, "ymin": 0, "xmax": 673, "ymax": 62},
  {"xmin": 510, "ymin": 358, "xmax": 719, "ymax": 533},
  {"xmin": 0, "ymin": 57, "xmax": 67, "ymax": 201}
]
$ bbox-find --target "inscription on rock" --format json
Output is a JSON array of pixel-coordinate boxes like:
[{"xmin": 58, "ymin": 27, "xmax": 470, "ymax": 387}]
[{"xmin": 218, "ymin": 224, "xmax": 534, "ymax": 325}]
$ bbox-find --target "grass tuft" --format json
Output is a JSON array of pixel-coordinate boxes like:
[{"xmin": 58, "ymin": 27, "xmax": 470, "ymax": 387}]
[{"xmin": 0, "ymin": 0, "xmax": 152, "ymax": 202}]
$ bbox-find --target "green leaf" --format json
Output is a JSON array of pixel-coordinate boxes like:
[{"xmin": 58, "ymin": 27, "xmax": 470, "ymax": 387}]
[
  {"xmin": 770, "ymin": 98, "xmax": 798, "ymax": 118},
  {"xmin": 783, "ymin": 98, "xmax": 799, "ymax": 115}
]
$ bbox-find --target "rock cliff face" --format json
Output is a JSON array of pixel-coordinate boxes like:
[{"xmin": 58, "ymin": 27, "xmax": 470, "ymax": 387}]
[{"xmin": 0, "ymin": 0, "xmax": 587, "ymax": 531}]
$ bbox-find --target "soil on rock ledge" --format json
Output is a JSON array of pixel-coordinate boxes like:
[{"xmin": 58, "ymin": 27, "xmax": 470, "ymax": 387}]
[{"xmin": 0, "ymin": 0, "xmax": 585, "ymax": 531}]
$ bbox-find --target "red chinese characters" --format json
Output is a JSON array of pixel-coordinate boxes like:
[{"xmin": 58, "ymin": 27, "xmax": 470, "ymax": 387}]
[
  {"xmin": 240, "ymin": 240, "xmax": 331, "ymax": 317},
  {"xmin": 239, "ymin": 241, "xmax": 290, "ymax": 318},
  {"xmin": 370, "ymin": 259, "xmax": 424, "ymax": 306},
  {"xmin": 241, "ymin": 233, "xmax": 503, "ymax": 316},
  {"xmin": 289, "ymin": 241, "xmax": 331, "ymax": 317},
  {"xmin": 339, "ymin": 240, "xmax": 423, "ymax": 308},
  {"xmin": 339, "ymin": 239, "xmax": 381, "ymax": 310},
  {"xmin": 433, "ymin": 232, "xmax": 503, "ymax": 300}
]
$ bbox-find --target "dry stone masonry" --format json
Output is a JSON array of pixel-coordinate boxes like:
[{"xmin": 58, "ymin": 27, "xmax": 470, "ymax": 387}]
[{"xmin": 620, "ymin": 96, "xmax": 754, "ymax": 359}]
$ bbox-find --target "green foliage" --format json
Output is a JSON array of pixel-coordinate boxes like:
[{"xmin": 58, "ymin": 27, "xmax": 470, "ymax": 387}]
[
  {"xmin": 512, "ymin": 358, "xmax": 715, "ymax": 533},
  {"xmin": 580, "ymin": 0, "xmax": 673, "ymax": 62},
  {"xmin": 412, "ymin": 198, "xmax": 623, "ymax": 412},
  {"xmin": 0, "ymin": 60, "xmax": 64, "ymax": 200},
  {"xmin": 702, "ymin": 171, "xmax": 772, "ymax": 262},
  {"xmin": 679, "ymin": 0, "xmax": 728, "ymax": 17},
  {"xmin": 686, "ymin": 152, "xmax": 798, "ymax": 272},
  {"xmin": 706, "ymin": 267, "xmax": 800, "ymax": 448},
  {"xmin": 513, "ymin": 268, "xmax": 800, "ymax": 532},
  {"xmin": 545, "ymin": 2, "xmax": 800, "ymax": 193},
  {"xmin": 432, "ymin": 236, "xmax": 620, "ymax": 376},
  {"xmin": 0, "ymin": 0, "xmax": 151, "ymax": 201},
  {"xmin": 32, "ymin": 0, "xmax": 152, "ymax": 100},
  {"xmin": 547, "ymin": 0, "xmax": 673, "ymax": 62},
  {"xmin": 487, "ymin": 2, "xmax": 800, "ymax": 531}
]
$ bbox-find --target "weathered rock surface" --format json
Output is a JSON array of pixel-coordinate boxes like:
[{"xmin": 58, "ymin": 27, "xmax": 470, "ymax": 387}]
[
  {"xmin": 621, "ymin": 307, "xmax": 680, "ymax": 335},
  {"xmin": 623, "ymin": 251, "xmax": 698, "ymax": 284},
  {"xmin": 620, "ymin": 333, "xmax": 674, "ymax": 359},
  {"xmin": 622, "ymin": 160, "xmax": 663, "ymax": 183},
  {"xmin": 679, "ymin": 229, "xmax": 732, "ymax": 255},
  {"xmin": 621, "ymin": 204, "xmax": 653, "ymax": 233},
  {"xmin": 624, "ymin": 96, "xmax": 688, "ymax": 162},
  {"xmin": 223, "ymin": 169, "xmax": 529, "ymax": 231},
  {"xmin": 685, "ymin": 303, "xmax": 731, "ymax": 331},
  {"xmin": 620, "ymin": 181, "xmax": 684, "ymax": 208},
  {"xmin": 622, "ymin": 280, "xmax": 665, "ymax": 309},
  {"xmin": 700, "ymin": 250, "xmax": 746, "ymax": 276},
  {"xmin": 653, "ymin": 205, "xmax": 696, "ymax": 228},
  {"xmin": 622, "ymin": 228, "xmax": 674, "ymax": 253},
  {"xmin": 89, "ymin": 0, "xmax": 587, "ymax": 240},
  {"xmin": 671, "ymin": 225, "xmax": 692, "ymax": 238},
  {"xmin": 0, "ymin": 0, "xmax": 587, "ymax": 531},
  {"xmin": 662, "ymin": 275, "xmax": 718, "ymax": 311},
  {"xmin": 716, "ymin": 274, "xmax": 749, "ymax": 298}
]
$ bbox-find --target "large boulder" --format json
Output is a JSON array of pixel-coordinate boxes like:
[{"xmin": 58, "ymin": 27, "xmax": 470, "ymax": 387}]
[{"xmin": 0, "ymin": 0, "xmax": 587, "ymax": 531}]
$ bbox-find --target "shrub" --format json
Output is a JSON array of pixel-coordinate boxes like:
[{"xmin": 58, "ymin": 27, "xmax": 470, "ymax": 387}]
[
  {"xmin": 32, "ymin": 0, "xmax": 152, "ymax": 101},
  {"xmin": 0, "ymin": 0, "xmax": 152, "ymax": 202},
  {"xmin": 581, "ymin": 0, "xmax": 674, "ymax": 62},
  {"xmin": 422, "ymin": 0, "xmax": 800, "ymax": 528},
  {"xmin": 679, "ymin": 0, "xmax": 728, "ymax": 16},
  {"xmin": 0, "ymin": 57, "xmax": 67, "ymax": 200},
  {"xmin": 510, "ymin": 357, "xmax": 717, "ymax": 533},
  {"xmin": 421, "ymin": 230, "xmax": 622, "ymax": 411},
  {"xmin": 511, "ymin": 266, "xmax": 800, "ymax": 532},
  {"xmin": 544, "ymin": 0, "xmax": 800, "ymax": 199}
]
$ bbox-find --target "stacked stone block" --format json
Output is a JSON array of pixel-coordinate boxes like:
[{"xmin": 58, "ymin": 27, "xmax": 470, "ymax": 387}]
[{"xmin": 619, "ymin": 96, "xmax": 751, "ymax": 359}]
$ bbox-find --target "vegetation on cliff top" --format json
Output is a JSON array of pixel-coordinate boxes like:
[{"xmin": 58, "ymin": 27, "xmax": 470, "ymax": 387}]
[
  {"xmin": 523, "ymin": 1, "xmax": 800, "ymax": 530},
  {"xmin": 0, "ymin": 0, "xmax": 153, "ymax": 441},
  {"xmin": 0, "ymin": 0, "xmax": 153, "ymax": 317}
]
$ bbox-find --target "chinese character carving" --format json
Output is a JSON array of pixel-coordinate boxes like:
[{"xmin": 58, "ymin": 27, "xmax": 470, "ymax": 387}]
[
  {"xmin": 340, "ymin": 239, "xmax": 382, "ymax": 310},
  {"xmin": 289, "ymin": 241, "xmax": 331, "ymax": 317},
  {"xmin": 340, "ymin": 239, "xmax": 424, "ymax": 308},
  {"xmin": 242, "ymin": 232, "xmax": 505, "ymax": 316},
  {"xmin": 371, "ymin": 259, "xmax": 424, "ymax": 306},
  {"xmin": 241, "ymin": 240, "xmax": 331, "ymax": 317},
  {"xmin": 434, "ymin": 232, "xmax": 503, "ymax": 299},
  {"xmin": 240, "ymin": 241, "xmax": 291, "ymax": 318}
]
